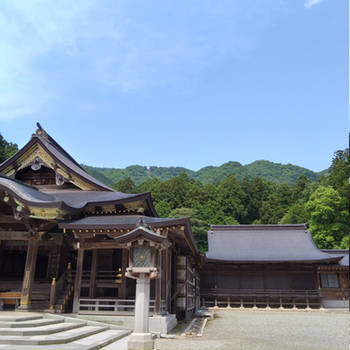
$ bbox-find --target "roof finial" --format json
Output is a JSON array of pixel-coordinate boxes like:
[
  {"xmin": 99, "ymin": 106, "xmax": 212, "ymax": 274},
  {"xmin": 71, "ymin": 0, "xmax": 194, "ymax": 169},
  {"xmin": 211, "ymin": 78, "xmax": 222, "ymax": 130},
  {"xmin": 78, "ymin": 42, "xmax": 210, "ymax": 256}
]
[
  {"xmin": 136, "ymin": 218, "xmax": 152, "ymax": 230},
  {"xmin": 34, "ymin": 122, "xmax": 48, "ymax": 139},
  {"xmin": 136, "ymin": 218, "xmax": 146, "ymax": 227}
]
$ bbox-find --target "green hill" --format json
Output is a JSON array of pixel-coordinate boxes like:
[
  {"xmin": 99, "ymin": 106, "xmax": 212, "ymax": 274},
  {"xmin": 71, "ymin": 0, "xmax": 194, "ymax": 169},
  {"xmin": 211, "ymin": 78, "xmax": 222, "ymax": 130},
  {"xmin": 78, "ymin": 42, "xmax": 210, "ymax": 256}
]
[{"xmin": 83, "ymin": 161, "xmax": 325, "ymax": 187}]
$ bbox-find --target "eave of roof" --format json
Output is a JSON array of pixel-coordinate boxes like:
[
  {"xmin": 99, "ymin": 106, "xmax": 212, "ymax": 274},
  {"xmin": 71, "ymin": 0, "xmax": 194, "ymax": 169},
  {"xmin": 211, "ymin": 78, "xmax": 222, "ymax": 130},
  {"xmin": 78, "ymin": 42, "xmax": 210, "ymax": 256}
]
[
  {"xmin": 321, "ymin": 249, "xmax": 349, "ymax": 267},
  {"xmin": 0, "ymin": 175, "xmax": 157, "ymax": 217},
  {"xmin": 210, "ymin": 224, "xmax": 308, "ymax": 231},
  {"xmin": 205, "ymin": 257, "xmax": 343, "ymax": 264},
  {"xmin": 59, "ymin": 215, "xmax": 190, "ymax": 229}
]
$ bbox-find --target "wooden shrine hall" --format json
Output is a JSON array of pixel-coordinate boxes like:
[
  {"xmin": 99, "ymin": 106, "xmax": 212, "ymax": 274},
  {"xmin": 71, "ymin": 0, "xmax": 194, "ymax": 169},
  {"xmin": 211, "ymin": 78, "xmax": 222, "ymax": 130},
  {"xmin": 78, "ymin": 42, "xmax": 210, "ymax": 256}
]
[{"xmin": 0, "ymin": 124, "xmax": 200, "ymax": 322}]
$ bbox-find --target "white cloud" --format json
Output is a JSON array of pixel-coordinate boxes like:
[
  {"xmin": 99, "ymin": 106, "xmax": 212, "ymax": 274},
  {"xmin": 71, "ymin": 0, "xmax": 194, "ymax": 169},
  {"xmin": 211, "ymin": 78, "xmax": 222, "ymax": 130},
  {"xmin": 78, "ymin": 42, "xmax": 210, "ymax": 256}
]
[{"xmin": 304, "ymin": 0, "xmax": 323, "ymax": 8}]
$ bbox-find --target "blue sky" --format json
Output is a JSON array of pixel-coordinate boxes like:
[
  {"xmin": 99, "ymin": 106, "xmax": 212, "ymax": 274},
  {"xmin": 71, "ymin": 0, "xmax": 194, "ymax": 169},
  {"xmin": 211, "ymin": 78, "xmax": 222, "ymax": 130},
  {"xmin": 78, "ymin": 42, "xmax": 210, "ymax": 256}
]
[{"xmin": 0, "ymin": 0, "xmax": 348, "ymax": 172}]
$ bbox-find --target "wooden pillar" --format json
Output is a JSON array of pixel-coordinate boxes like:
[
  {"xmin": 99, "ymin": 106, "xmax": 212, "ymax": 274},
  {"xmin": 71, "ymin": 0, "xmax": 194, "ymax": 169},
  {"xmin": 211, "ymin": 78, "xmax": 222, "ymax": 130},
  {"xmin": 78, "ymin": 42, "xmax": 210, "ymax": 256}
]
[
  {"xmin": 161, "ymin": 250, "xmax": 166, "ymax": 310},
  {"xmin": 19, "ymin": 234, "xmax": 40, "ymax": 309},
  {"xmin": 166, "ymin": 248, "xmax": 172, "ymax": 312},
  {"xmin": 73, "ymin": 247, "xmax": 84, "ymax": 313},
  {"xmin": 119, "ymin": 249, "xmax": 128, "ymax": 299},
  {"xmin": 316, "ymin": 271, "xmax": 321, "ymax": 290},
  {"xmin": 155, "ymin": 251, "xmax": 162, "ymax": 314},
  {"xmin": 89, "ymin": 249, "xmax": 98, "ymax": 298}
]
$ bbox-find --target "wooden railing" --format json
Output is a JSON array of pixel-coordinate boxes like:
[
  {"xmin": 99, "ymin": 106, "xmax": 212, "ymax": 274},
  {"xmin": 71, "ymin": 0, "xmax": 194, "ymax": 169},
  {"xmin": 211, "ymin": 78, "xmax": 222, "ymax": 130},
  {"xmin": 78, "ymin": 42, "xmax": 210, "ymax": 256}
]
[
  {"xmin": 200, "ymin": 288, "xmax": 322, "ymax": 309},
  {"xmin": 71, "ymin": 270, "xmax": 121, "ymax": 285},
  {"xmin": 78, "ymin": 298, "xmax": 167, "ymax": 315}
]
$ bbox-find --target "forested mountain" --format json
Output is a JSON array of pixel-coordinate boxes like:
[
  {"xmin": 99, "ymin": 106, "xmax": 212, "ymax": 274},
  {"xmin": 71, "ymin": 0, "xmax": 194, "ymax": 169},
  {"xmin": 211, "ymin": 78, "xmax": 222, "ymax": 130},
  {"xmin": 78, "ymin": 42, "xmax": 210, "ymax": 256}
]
[
  {"xmin": 114, "ymin": 149, "xmax": 349, "ymax": 252},
  {"xmin": 83, "ymin": 160, "xmax": 322, "ymax": 187}
]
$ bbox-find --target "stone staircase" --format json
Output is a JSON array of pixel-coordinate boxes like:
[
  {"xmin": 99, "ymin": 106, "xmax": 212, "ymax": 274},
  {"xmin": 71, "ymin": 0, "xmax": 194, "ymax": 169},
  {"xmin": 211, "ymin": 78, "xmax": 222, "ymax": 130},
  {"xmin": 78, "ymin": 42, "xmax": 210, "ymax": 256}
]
[
  {"xmin": 31, "ymin": 282, "xmax": 51, "ymax": 310},
  {"xmin": 0, "ymin": 313, "xmax": 130, "ymax": 349}
]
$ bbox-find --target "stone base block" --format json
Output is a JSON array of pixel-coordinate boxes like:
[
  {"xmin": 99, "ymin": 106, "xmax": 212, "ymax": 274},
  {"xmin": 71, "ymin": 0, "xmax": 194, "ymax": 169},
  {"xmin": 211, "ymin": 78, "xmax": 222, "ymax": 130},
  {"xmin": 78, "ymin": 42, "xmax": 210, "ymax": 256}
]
[
  {"xmin": 150, "ymin": 314, "xmax": 177, "ymax": 334},
  {"xmin": 128, "ymin": 332, "xmax": 154, "ymax": 350},
  {"xmin": 75, "ymin": 313, "xmax": 177, "ymax": 334},
  {"xmin": 321, "ymin": 299, "xmax": 349, "ymax": 308}
]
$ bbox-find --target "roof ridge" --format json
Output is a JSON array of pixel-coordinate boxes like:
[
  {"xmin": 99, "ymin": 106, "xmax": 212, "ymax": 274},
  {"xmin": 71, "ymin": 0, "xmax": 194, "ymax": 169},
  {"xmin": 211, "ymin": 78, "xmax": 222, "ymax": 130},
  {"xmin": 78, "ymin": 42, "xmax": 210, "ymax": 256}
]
[{"xmin": 33, "ymin": 122, "xmax": 83, "ymax": 170}]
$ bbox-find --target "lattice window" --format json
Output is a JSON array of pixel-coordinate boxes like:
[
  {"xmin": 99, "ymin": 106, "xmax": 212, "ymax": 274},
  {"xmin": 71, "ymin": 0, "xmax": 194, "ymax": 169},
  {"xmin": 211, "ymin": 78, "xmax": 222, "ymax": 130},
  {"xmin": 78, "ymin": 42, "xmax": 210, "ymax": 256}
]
[{"xmin": 320, "ymin": 273, "xmax": 339, "ymax": 288}]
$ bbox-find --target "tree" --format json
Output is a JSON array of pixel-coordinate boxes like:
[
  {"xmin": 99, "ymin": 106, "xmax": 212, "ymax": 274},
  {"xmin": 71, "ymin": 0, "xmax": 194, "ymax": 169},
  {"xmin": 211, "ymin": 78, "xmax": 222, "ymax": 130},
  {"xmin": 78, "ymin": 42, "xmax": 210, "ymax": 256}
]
[
  {"xmin": 279, "ymin": 203, "xmax": 308, "ymax": 224},
  {"xmin": 217, "ymin": 175, "xmax": 246, "ymax": 223},
  {"xmin": 169, "ymin": 207, "xmax": 209, "ymax": 252},
  {"xmin": 305, "ymin": 186, "xmax": 348, "ymax": 248},
  {"xmin": 292, "ymin": 175, "xmax": 311, "ymax": 203},
  {"xmin": 258, "ymin": 184, "xmax": 293, "ymax": 224},
  {"xmin": 0, "ymin": 134, "xmax": 18, "ymax": 163},
  {"xmin": 155, "ymin": 200, "xmax": 172, "ymax": 217},
  {"xmin": 114, "ymin": 177, "xmax": 135, "ymax": 193},
  {"xmin": 327, "ymin": 149, "xmax": 349, "ymax": 212},
  {"xmin": 240, "ymin": 177, "xmax": 274, "ymax": 223}
]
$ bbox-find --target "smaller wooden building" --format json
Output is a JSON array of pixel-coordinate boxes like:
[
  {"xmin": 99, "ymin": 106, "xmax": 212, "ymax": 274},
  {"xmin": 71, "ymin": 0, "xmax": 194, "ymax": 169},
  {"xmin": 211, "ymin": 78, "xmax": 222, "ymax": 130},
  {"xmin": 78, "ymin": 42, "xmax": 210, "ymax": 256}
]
[{"xmin": 201, "ymin": 224, "xmax": 348, "ymax": 309}]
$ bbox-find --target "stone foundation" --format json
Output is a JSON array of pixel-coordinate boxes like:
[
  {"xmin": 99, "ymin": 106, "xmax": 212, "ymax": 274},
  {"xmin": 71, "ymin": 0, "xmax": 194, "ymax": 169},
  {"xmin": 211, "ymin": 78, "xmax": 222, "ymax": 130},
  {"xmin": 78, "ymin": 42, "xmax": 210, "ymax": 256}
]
[{"xmin": 74, "ymin": 314, "xmax": 178, "ymax": 334}]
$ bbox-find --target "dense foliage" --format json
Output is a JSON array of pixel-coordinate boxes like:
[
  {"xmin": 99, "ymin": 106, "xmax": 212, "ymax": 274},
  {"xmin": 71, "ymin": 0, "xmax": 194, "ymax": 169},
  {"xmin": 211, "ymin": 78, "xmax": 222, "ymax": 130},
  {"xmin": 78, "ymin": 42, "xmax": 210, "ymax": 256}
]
[
  {"xmin": 83, "ymin": 160, "xmax": 322, "ymax": 187},
  {"xmin": 114, "ymin": 149, "xmax": 349, "ymax": 252},
  {"xmin": 0, "ymin": 134, "xmax": 18, "ymax": 164}
]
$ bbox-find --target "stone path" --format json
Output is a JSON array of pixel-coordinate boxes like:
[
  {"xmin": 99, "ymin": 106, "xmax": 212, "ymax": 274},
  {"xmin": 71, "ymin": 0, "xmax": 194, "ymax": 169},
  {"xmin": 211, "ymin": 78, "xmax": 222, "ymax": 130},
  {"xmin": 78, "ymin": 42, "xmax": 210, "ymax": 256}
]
[{"xmin": 155, "ymin": 309, "xmax": 349, "ymax": 350}]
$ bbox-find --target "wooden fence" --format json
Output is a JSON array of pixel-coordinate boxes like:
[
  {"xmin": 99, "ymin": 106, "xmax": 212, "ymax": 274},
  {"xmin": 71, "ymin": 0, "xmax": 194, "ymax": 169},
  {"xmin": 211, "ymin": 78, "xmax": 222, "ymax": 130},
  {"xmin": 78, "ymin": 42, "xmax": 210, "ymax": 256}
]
[{"xmin": 200, "ymin": 288, "xmax": 322, "ymax": 309}]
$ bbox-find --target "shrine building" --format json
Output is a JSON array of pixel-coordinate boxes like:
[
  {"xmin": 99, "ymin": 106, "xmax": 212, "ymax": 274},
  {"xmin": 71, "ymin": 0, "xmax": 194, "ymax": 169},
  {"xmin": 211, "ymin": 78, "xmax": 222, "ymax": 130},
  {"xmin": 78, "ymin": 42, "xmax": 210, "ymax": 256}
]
[{"xmin": 0, "ymin": 124, "xmax": 348, "ymax": 329}]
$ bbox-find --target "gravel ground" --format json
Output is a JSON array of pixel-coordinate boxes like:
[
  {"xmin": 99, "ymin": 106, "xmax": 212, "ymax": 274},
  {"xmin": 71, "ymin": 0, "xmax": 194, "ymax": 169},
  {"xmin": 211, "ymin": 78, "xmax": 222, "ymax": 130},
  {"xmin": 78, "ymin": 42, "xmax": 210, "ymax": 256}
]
[{"xmin": 155, "ymin": 309, "xmax": 349, "ymax": 350}]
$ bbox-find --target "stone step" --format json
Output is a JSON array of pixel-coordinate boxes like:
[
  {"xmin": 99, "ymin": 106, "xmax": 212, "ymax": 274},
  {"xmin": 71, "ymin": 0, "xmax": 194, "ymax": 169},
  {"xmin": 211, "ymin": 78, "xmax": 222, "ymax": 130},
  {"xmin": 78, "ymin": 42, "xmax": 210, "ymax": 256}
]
[
  {"xmin": 0, "ymin": 325, "xmax": 109, "ymax": 345},
  {"xmin": 0, "ymin": 329, "xmax": 130, "ymax": 350},
  {"xmin": 62, "ymin": 329, "xmax": 131, "ymax": 350},
  {"xmin": 0, "ymin": 321, "xmax": 85, "ymax": 336},
  {"xmin": 0, "ymin": 315, "xmax": 42, "ymax": 323},
  {"xmin": 0, "ymin": 318, "xmax": 62, "ymax": 328}
]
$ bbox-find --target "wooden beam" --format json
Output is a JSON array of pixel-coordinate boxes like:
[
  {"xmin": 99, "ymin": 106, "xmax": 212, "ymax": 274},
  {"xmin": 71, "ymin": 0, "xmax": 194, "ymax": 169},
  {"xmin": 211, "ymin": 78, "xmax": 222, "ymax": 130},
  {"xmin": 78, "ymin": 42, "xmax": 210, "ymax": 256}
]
[
  {"xmin": 0, "ymin": 231, "xmax": 31, "ymax": 240},
  {"xmin": 19, "ymin": 234, "xmax": 40, "ymax": 309},
  {"xmin": 72, "ymin": 247, "xmax": 84, "ymax": 313},
  {"xmin": 161, "ymin": 250, "xmax": 166, "ymax": 301},
  {"xmin": 79, "ymin": 241, "xmax": 123, "ymax": 250},
  {"xmin": 89, "ymin": 249, "xmax": 98, "ymax": 298},
  {"xmin": 155, "ymin": 252, "xmax": 162, "ymax": 314}
]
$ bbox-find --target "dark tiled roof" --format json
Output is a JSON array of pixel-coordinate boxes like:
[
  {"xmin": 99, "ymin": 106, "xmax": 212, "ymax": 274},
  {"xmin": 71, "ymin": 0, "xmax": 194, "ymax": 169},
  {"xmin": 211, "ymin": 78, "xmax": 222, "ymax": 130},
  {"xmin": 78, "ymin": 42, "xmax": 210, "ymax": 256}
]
[
  {"xmin": 59, "ymin": 215, "xmax": 188, "ymax": 228},
  {"xmin": 45, "ymin": 190, "xmax": 146, "ymax": 208},
  {"xmin": 322, "ymin": 250, "xmax": 349, "ymax": 266},
  {"xmin": 206, "ymin": 224, "xmax": 342, "ymax": 263}
]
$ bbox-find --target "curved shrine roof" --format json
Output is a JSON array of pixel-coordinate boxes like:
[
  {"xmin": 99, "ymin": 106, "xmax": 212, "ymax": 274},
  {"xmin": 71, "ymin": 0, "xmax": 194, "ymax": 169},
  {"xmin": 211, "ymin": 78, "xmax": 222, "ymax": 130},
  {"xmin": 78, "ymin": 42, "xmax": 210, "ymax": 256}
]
[
  {"xmin": 205, "ymin": 224, "xmax": 342, "ymax": 264},
  {"xmin": 0, "ymin": 123, "xmax": 112, "ymax": 191},
  {"xmin": 0, "ymin": 174, "xmax": 155, "ymax": 213},
  {"xmin": 59, "ymin": 215, "xmax": 199, "ymax": 256}
]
